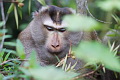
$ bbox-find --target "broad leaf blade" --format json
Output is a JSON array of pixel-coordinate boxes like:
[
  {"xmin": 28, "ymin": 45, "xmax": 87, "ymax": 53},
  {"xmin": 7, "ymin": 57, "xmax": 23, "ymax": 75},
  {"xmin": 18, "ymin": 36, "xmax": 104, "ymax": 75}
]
[
  {"xmin": 75, "ymin": 41, "xmax": 120, "ymax": 72},
  {"xmin": 0, "ymin": 21, "xmax": 4, "ymax": 27},
  {"xmin": 37, "ymin": 0, "xmax": 46, "ymax": 6},
  {"xmin": 29, "ymin": 66, "xmax": 77, "ymax": 80},
  {"xmin": 64, "ymin": 15, "xmax": 101, "ymax": 31}
]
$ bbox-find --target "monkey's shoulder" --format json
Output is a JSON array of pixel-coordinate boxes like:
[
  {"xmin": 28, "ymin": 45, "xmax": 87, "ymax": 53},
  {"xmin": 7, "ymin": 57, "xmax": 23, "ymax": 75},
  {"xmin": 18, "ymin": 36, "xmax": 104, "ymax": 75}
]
[{"xmin": 18, "ymin": 26, "xmax": 32, "ymax": 41}]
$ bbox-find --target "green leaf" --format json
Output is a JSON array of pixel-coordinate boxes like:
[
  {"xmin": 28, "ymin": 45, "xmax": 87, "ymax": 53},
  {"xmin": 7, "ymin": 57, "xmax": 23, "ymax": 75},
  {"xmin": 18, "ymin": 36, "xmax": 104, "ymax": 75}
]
[
  {"xmin": 0, "ymin": 35, "xmax": 12, "ymax": 40},
  {"xmin": 112, "ymin": 14, "xmax": 120, "ymax": 23},
  {"xmin": 19, "ymin": 67, "xmax": 31, "ymax": 76},
  {"xmin": 0, "ymin": 74, "xmax": 4, "ymax": 80},
  {"xmin": 29, "ymin": 51, "xmax": 39, "ymax": 68},
  {"xmin": 4, "ymin": 42, "xmax": 16, "ymax": 46},
  {"xmin": 7, "ymin": 3, "xmax": 14, "ymax": 14},
  {"xmin": 60, "ymin": 0, "xmax": 76, "ymax": 9},
  {"xmin": 75, "ymin": 41, "xmax": 120, "ymax": 72},
  {"xmin": 28, "ymin": 0, "xmax": 31, "ymax": 14},
  {"xmin": 14, "ymin": 5, "xmax": 19, "ymax": 28},
  {"xmin": 64, "ymin": 15, "xmax": 102, "ymax": 31},
  {"xmin": 19, "ymin": 23, "xmax": 28, "ymax": 30},
  {"xmin": 29, "ymin": 66, "xmax": 77, "ymax": 80},
  {"xmin": 18, "ymin": 7, "xmax": 22, "ymax": 19},
  {"xmin": 107, "ymin": 34, "xmax": 116, "ymax": 37},
  {"xmin": 4, "ymin": 35, "xmax": 12, "ymax": 39},
  {"xmin": 97, "ymin": 0, "xmax": 120, "ymax": 11},
  {"xmin": 0, "ymin": 51, "xmax": 4, "ymax": 63},
  {"xmin": 37, "ymin": 0, "xmax": 46, "ymax": 6},
  {"xmin": 16, "ymin": 39, "xmax": 25, "ymax": 59},
  {"xmin": 2, "ymin": 48, "xmax": 16, "ymax": 54},
  {"xmin": 17, "ymin": 0, "xmax": 24, "ymax": 2},
  {"xmin": 0, "ymin": 51, "xmax": 4, "ymax": 58},
  {"xmin": 3, "ymin": 75, "xmax": 16, "ymax": 80},
  {"xmin": 4, "ymin": 52, "xmax": 11, "ymax": 61},
  {"xmin": 0, "ymin": 29, "xmax": 7, "ymax": 34},
  {"xmin": 0, "ymin": 21, "xmax": 4, "ymax": 27}
]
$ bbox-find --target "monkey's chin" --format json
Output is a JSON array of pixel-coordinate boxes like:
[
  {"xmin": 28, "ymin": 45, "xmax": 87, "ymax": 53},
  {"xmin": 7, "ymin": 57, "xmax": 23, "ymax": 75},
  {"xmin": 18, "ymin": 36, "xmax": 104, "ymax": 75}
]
[{"xmin": 47, "ymin": 49, "xmax": 63, "ymax": 55}]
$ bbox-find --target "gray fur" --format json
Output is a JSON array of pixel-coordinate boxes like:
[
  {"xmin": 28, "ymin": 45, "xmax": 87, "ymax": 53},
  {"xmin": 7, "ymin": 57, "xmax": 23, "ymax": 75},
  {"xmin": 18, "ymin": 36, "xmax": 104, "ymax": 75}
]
[{"xmin": 18, "ymin": 5, "xmax": 98, "ymax": 68}]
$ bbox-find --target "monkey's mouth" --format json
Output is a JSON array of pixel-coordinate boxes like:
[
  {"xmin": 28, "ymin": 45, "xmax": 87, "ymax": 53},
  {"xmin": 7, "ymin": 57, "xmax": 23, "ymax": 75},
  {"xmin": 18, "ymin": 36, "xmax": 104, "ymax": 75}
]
[{"xmin": 47, "ymin": 49, "xmax": 63, "ymax": 55}]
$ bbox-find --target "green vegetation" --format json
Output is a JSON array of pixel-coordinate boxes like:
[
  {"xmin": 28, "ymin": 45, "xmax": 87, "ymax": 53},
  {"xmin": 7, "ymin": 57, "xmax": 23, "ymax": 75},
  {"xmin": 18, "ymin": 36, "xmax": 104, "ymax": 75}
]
[{"xmin": 0, "ymin": 0, "xmax": 120, "ymax": 80}]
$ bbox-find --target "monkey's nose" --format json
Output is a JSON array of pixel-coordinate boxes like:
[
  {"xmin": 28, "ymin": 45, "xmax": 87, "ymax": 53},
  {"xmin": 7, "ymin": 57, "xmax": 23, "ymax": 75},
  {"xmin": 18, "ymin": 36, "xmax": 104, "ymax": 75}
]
[{"xmin": 51, "ymin": 44, "xmax": 59, "ymax": 48}]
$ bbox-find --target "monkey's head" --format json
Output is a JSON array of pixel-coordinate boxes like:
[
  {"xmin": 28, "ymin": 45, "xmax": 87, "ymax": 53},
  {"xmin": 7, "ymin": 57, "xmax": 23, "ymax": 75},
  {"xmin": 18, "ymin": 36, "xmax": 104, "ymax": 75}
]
[{"xmin": 31, "ymin": 5, "xmax": 81, "ymax": 57}]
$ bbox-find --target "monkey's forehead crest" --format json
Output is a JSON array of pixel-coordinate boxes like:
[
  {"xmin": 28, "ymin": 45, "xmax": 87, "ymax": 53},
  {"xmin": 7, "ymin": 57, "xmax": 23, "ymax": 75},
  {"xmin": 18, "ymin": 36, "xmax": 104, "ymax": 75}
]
[
  {"xmin": 32, "ymin": 5, "xmax": 76, "ymax": 19},
  {"xmin": 39, "ymin": 5, "xmax": 76, "ymax": 14}
]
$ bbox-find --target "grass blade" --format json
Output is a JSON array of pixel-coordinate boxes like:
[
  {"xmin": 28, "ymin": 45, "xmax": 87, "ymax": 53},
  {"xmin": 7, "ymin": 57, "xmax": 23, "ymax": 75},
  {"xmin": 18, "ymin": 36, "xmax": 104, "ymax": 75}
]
[{"xmin": 14, "ymin": 5, "xmax": 19, "ymax": 28}]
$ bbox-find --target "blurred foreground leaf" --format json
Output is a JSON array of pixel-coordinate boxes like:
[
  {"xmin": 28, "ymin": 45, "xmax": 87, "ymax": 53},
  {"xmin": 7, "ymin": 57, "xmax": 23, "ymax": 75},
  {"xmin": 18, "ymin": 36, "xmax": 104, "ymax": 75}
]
[
  {"xmin": 0, "ymin": 35, "xmax": 12, "ymax": 40},
  {"xmin": 18, "ymin": 0, "xmax": 24, "ymax": 2},
  {"xmin": 29, "ymin": 51, "xmax": 39, "ymax": 68},
  {"xmin": 97, "ymin": 0, "xmax": 120, "ymax": 11},
  {"xmin": 0, "ymin": 21, "xmax": 4, "ymax": 27},
  {"xmin": 4, "ymin": 42, "xmax": 16, "ymax": 47},
  {"xmin": 16, "ymin": 39, "xmax": 25, "ymax": 59},
  {"xmin": 0, "ymin": 74, "xmax": 4, "ymax": 80},
  {"xmin": 0, "ymin": 51, "xmax": 4, "ymax": 63},
  {"xmin": 19, "ymin": 67, "xmax": 31, "ymax": 76},
  {"xmin": 64, "ymin": 15, "xmax": 101, "ymax": 31},
  {"xmin": 37, "ymin": 0, "xmax": 46, "ymax": 6},
  {"xmin": 29, "ymin": 66, "xmax": 77, "ymax": 80},
  {"xmin": 75, "ymin": 41, "xmax": 120, "ymax": 72},
  {"xmin": 0, "ymin": 29, "xmax": 7, "ymax": 34},
  {"xmin": 60, "ymin": 0, "xmax": 76, "ymax": 9}
]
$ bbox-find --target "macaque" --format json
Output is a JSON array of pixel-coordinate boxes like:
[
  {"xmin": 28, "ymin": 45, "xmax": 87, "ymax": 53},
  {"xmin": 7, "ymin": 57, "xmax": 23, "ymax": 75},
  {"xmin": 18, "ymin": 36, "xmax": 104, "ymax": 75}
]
[
  {"xmin": 18, "ymin": 4, "xmax": 120, "ymax": 80},
  {"xmin": 19, "ymin": 5, "xmax": 98, "ymax": 66},
  {"xmin": 18, "ymin": 5, "xmax": 100, "ymax": 80}
]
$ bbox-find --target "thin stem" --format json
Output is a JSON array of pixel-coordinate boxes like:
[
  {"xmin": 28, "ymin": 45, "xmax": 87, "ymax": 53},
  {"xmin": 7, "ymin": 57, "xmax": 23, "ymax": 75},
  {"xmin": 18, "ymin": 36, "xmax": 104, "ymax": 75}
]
[{"xmin": 0, "ymin": 2, "xmax": 6, "ymax": 52}]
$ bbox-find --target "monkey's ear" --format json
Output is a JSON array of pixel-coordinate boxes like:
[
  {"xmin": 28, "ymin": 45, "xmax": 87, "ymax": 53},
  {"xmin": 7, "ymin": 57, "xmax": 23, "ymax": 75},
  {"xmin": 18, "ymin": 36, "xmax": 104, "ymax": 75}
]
[
  {"xmin": 32, "ymin": 11, "xmax": 39, "ymax": 18},
  {"xmin": 68, "ymin": 8, "xmax": 76, "ymax": 14},
  {"xmin": 32, "ymin": 6, "xmax": 49, "ymax": 18},
  {"xmin": 38, "ymin": 6, "xmax": 49, "ymax": 14}
]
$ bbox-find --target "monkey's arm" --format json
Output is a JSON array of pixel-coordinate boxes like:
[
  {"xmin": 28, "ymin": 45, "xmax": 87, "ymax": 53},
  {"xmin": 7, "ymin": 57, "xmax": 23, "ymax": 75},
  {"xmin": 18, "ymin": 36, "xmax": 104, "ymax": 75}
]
[
  {"xmin": 18, "ymin": 26, "xmax": 36, "ymax": 59},
  {"xmin": 18, "ymin": 25, "xmax": 47, "ymax": 66}
]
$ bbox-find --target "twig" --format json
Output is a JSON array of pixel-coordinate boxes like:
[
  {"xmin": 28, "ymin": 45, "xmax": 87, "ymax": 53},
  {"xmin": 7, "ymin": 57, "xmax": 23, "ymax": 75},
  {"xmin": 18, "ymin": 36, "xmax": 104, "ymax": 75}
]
[
  {"xmin": 72, "ymin": 70, "xmax": 97, "ymax": 80},
  {"xmin": 0, "ymin": 59, "xmax": 29, "ymax": 66},
  {"xmin": 72, "ymin": 66, "xmax": 103, "ymax": 80},
  {"xmin": 85, "ymin": 0, "xmax": 112, "ymax": 24},
  {"xmin": 0, "ymin": 2, "xmax": 9, "ymax": 52},
  {"xmin": 0, "ymin": 2, "xmax": 6, "ymax": 52}
]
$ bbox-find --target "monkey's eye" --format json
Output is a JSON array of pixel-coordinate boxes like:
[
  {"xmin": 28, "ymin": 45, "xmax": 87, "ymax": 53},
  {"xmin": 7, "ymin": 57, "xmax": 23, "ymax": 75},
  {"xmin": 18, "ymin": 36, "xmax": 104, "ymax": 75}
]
[
  {"xmin": 45, "ymin": 25, "xmax": 54, "ymax": 31},
  {"xmin": 58, "ymin": 28, "xmax": 66, "ymax": 32}
]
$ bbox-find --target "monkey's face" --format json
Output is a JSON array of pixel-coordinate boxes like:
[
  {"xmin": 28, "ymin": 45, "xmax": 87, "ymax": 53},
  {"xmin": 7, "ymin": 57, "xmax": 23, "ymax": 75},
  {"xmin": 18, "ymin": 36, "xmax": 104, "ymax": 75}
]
[
  {"xmin": 44, "ymin": 21, "xmax": 68, "ymax": 55},
  {"xmin": 32, "ymin": 5, "xmax": 76, "ymax": 56},
  {"xmin": 38, "ymin": 5, "xmax": 74, "ymax": 55}
]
